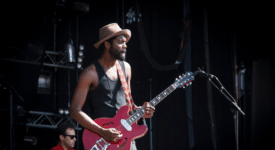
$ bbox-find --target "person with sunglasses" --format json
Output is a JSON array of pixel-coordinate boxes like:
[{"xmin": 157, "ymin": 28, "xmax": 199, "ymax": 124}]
[{"xmin": 51, "ymin": 123, "xmax": 77, "ymax": 150}]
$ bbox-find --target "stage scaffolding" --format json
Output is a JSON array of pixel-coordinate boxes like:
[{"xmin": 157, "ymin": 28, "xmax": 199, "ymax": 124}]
[
  {"xmin": 0, "ymin": 49, "xmax": 81, "ymax": 150},
  {"xmin": 26, "ymin": 110, "xmax": 81, "ymax": 130},
  {"xmin": 0, "ymin": 50, "xmax": 75, "ymax": 70}
]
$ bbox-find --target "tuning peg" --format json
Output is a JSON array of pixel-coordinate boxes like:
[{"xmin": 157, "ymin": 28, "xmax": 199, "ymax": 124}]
[{"xmin": 175, "ymin": 78, "xmax": 178, "ymax": 80}]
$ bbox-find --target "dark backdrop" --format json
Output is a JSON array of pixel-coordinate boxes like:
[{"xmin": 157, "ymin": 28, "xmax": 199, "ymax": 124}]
[{"xmin": 0, "ymin": 0, "xmax": 273, "ymax": 150}]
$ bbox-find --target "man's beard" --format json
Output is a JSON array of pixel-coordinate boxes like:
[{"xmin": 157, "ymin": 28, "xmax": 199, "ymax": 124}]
[{"xmin": 109, "ymin": 47, "xmax": 126, "ymax": 61}]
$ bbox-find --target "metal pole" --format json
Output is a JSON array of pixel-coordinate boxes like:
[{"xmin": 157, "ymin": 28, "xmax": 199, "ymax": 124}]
[
  {"xmin": 9, "ymin": 90, "xmax": 13, "ymax": 150},
  {"xmin": 234, "ymin": 31, "xmax": 239, "ymax": 150},
  {"xmin": 203, "ymin": 1, "xmax": 218, "ymax": 150},
  {"xmin": 68, "ymin": 70, "xmax": 71, "ymax": 109},
  {"xmin": 116, "ymin": 0, "xmax": 119, "ymax": 23},
  {"xmin": 53, "ymin": 11, "xmax": 57, "ymax": 111},
  {"xmin": 122, "ymin": 0, "xmax": 124, "ymax": 28},
  {"xmin": 234, "ymin": 111, "xmax": 239, "ymax": 150},
  {"xmin": 149, "ymin": 79, "xmax": 153, "ymax": 150}
]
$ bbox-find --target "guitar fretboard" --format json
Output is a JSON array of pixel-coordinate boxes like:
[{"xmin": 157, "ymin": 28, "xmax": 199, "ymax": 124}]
[{"xmin": 126, "ymin": 84, "xmax": 176, "ymax": 125}]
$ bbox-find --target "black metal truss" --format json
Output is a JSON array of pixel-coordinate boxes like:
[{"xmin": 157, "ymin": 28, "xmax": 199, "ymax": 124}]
[
  {"xmin": 0, "ymin": 50, "xmax": 75, "ymax": 69},
  {"xmin": 26, "ymin": 110, "xmax": 81, "ymax": 130}
]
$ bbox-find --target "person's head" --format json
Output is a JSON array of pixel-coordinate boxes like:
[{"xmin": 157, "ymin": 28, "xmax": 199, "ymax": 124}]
[
  {"xmin": 99, "ymin": 34, "xmax": 128, "ymax": 61},
  {"xmin": 94, "ymin": 23, "xmax": 131, "ymax": 60},
  {"xmin": 56, "ymin": 123, "xmax": 76, "ymax": 149},
  {"xmin": 98, "ymin": 36, "xmax": 116, "ymax": 56}
]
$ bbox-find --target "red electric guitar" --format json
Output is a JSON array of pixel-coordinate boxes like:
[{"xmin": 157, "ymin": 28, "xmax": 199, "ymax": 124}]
[{"xmin": 82, "ymin": 72, "xmax": 196, "ymax": 150}]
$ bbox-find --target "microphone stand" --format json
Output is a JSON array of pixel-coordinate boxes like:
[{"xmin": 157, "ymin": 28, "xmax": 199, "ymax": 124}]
[{"xmin": 196, "ymin": 68, "xmax": 245, "ymax": 150}]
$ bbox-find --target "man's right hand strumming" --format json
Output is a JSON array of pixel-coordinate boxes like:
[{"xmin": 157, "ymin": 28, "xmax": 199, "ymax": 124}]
[{"xmin": 100, "ymin": 128, "xmax": 123, "ymax": 142}]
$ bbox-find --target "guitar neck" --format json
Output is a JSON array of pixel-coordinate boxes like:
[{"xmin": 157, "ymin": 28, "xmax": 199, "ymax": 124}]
[
  {"xmin": 126, "ymin": 84, "xmax": 177, "ymax": 125},
  {"xmin": 148, "ymin": 84, "xmax": 176, "ymax": 107}
]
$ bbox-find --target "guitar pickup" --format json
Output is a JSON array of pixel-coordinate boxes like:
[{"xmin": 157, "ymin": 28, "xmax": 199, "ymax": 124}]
[{"xmin": 121, "ymin": 119, "xmax": 132, "ymax": 131}]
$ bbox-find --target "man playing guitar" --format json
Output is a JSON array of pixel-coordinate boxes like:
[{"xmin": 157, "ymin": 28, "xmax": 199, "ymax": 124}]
[{"xmin": 70, "ymin": 23, "xmax": 155, "ymax": 150}]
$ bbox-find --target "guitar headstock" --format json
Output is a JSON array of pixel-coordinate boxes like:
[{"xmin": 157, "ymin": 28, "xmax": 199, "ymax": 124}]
[{"xmin": 173, "ymin": 72, "xmax": 195, "ymax": 88}]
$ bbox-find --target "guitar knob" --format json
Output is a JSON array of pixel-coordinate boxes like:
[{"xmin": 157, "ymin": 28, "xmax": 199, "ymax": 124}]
[
  {"xmin": 182, "ymin": 86, "xmax": 185, "ymax": 89},
  {"xmin": 186, "ymin": 84, "xmax": 189, "ymax": 86},
  {"xmin": 176, "ymin": 78, "xmax": 178, "ymax": 80},
  {"xmin": 189, "ymin": 82, "xmax": 192, "ymax": 85},
  {"xmin": 179, "ymin": 75, "xmax": 181, "ymax": 78}
]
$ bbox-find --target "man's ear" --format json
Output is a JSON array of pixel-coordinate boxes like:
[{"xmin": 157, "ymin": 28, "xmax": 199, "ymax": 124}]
[
  {"xmin": 104, "ymin": 41, "xmax": 111, "ymax": 49},
  {"xmin": 59, "ymin": 135, "xmax": 64, "ymax": 141}
]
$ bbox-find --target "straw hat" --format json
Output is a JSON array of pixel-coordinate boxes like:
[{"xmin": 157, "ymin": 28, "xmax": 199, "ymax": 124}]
[{"xmin": 94, "ymin": 23, "xmax": 131, "ymax": 49}]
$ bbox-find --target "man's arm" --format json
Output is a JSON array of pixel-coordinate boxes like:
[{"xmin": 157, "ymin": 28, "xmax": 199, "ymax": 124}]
[
  {"xmin": 124, "ymin": 61, "xmax": 155, "ymax": 118},
  {"xmin": 70, "ymin": 66, "xmax": 103, "ymax": 133},
  {"xmin": 70, "ymin": 65, "xmax": 122, "ymax": 142}
]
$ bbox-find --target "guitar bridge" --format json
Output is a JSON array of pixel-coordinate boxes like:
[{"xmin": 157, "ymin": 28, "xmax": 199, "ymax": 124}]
[{"xmin": 91, "ymin": 138, "xmax": 110, "ymax": 150}]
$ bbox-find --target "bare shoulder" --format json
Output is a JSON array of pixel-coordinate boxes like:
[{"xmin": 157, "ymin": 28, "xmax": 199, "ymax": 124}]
[
  {"xmin": 78, "ymin": 63, "xmax": 99, "ymax": 89},
  {"xmin": 123, "ymin": 61, "xmax": 131, "ymax": 79},
  {"xmin": 80, "ymin": 64, "xmax": 97, "ymax": 78},
  {"xmin": 123, "ymin": 61, "xmax": 131, "ymax": 70}
]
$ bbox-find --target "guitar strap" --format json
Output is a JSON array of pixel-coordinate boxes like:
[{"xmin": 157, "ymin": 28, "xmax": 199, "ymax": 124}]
[{"xmin": 115, "ymin": 61, "xmax": 137, "ymax": 111}]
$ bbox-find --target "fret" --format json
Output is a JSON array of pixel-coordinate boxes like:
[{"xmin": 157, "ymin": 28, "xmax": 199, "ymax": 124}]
[
  {"xmin": 127, "ymin": 119, "xmax": 132, "ymax": 124},
  {"xmin": 156, "ymin": 97, "xmax": 160, "ymax": 103},
  {"xmin": 153, "ymin": 99, "xmax": 158, "ymax": 105},
  {"xmin": 150, "ymin": 100, "xmax": 156, "ymax": 106},
  {"xmin": 157, "ymin": 95, "xmax": 162, "ymax": 100},
  {"xmin": 167, "ymin": 86, "xmax": 174, "ymax": 93},
  {"xmin": 166, "ymin": 87, "xmax": 171, "ymax": 93},
  {"xmin": 127, "ymin": 108, "xmax": 145, "ymax": 125},
  {"xmin": 168, "ymin": 86, "xmax": 175, "ymax": 92},
  {"xmin": 140, "ymin": 108, "xmax": 145, "ymax": 113}
]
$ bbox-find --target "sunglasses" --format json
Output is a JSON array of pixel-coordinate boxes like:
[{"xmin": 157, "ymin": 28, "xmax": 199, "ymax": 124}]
[{"xmin": 64, "ymin": 135, "xmax": 76, "ymax": 139}]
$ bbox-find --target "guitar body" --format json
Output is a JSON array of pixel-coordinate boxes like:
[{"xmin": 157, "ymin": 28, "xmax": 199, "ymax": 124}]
[{"xmin": 82, "ymin": 105, "xmax": 148, "ymax": 150}]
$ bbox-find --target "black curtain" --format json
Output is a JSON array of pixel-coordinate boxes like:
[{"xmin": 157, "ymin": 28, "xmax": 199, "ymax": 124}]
[{"xmin": 251, "ymin": 59, "xmax": 275, "ymax": 150}]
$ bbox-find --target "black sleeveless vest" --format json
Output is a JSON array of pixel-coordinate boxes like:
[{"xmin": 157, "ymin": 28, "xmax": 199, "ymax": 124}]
[{"xmin": 87, "ymin": 60, "xmax": 127, "ymax": 119}]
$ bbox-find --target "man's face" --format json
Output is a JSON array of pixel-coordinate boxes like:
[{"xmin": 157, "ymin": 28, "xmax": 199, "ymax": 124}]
[
  {"xmin": 109, "ymin": 35, "xmax": 127, "ymax": 61},
  {"xmin": 61, "ymin": 128, "xmax": 76, "ymax": 149}
]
